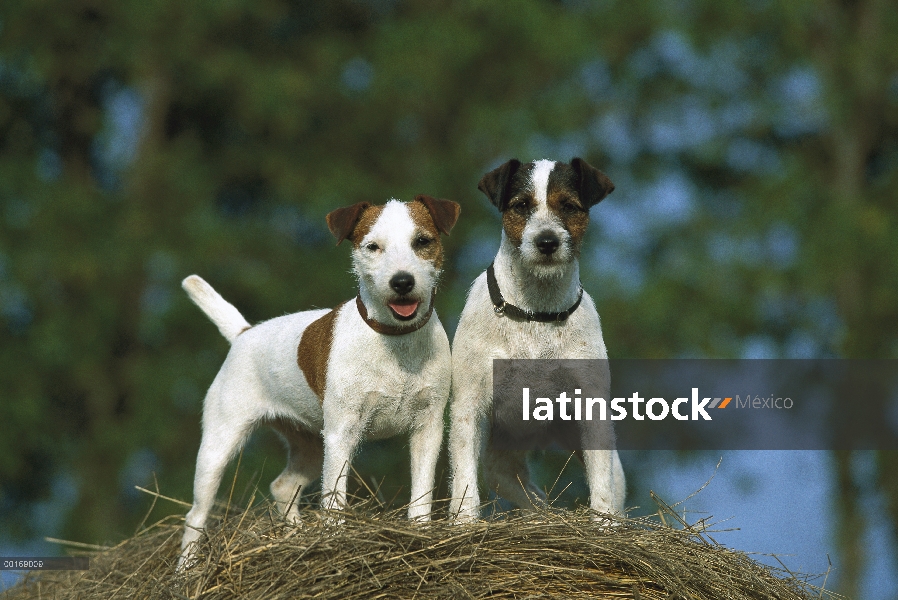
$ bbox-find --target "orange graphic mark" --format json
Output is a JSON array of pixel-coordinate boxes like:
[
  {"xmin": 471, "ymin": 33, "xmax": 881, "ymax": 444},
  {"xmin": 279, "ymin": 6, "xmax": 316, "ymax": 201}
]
[{"xmin": 718, "ymin": 397, "xmax": 731, "ymax": 409}]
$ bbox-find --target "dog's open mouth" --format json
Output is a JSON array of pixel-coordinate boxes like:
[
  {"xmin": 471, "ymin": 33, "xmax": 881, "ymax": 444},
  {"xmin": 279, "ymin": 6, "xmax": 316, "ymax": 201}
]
[{"xmin": 388, "ymin": 299, "xmax": 420, "ymax": 321}]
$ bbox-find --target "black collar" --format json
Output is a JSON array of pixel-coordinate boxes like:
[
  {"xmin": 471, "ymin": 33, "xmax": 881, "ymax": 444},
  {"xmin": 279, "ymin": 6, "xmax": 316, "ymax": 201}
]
[
  {"xmin": 355, "ymin": 290, "xmax": 436, "ymax": 335},
  {"xmin": 486, "ymin": 262, "xmax": 583, "ymax": 323}
]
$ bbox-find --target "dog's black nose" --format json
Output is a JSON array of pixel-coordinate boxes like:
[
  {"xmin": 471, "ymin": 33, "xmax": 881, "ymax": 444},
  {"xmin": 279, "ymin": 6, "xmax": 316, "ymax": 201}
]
[
  {"xmin": 535, "ymin": 232, "xmax": 560, "ymax": 255},
  {"xmin": 390, "ymin": 272, "xmax": 415, "ymax": 295}
]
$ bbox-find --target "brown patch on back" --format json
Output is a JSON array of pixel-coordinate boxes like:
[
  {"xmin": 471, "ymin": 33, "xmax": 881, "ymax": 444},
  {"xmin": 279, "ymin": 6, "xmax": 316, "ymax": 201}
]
[
  {"xmin": 407, "ymin": 201, "xmax": 445, "ymax": 269},
  {"xmin": 297, "ymin": 301, "xmax": 347, "ymax": 403},
  {"xmin": 347, "ymin": 204, "xmax": 385, "ymax": 247}
]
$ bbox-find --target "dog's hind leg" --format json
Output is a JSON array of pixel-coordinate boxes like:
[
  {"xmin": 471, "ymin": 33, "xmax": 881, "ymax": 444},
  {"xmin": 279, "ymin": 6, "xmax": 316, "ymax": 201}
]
[
  {"xmin": 482, "ymin": 448, "xmax": 547, "ymax": 510},
  {"xmin": 179, "ymin": 415, "xmax": 255, "ymax": 568},
  {"xmin": 269, "ymin": 419, "xmax": 323, "ymax": 524}
]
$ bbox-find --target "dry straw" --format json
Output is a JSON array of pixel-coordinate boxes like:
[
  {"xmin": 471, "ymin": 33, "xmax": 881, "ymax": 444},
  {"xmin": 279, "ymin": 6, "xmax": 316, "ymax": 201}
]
[{"xmin": 3, "ymin": 481, "xmax": 838, "ymax": 600}]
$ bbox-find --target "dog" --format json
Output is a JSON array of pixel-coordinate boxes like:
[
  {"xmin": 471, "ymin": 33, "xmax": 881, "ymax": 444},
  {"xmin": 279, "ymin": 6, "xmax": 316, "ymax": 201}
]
[
  {"xmin": 178, "ymin": 195, "xmax": 460, "ymax": 566},
  {"xmin": 447, "ymin": 158, "xmax": 625, "ymax": 521}
]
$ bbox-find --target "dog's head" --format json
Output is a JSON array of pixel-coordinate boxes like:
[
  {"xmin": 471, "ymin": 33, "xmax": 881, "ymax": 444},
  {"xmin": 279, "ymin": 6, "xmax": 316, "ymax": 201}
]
[
  {"xmin": 326, "ymin": 196, "xmax": 460, "ymax": 326},
  {"xmin": 478, "ymin": 158, "xmax": 613, "ymax": 277}
]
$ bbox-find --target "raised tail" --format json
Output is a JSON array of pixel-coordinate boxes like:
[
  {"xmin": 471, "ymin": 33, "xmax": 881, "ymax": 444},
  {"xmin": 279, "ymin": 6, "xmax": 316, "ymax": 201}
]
[{"xmin": 182, "ymin": 275, "xmax": 251, "ymax": 343}]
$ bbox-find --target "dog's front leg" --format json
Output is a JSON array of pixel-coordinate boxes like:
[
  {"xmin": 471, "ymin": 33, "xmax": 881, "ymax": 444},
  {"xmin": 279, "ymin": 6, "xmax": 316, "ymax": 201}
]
[
  {"xmin": 581, "ymin": 449, "xmax": 615, "ymax": 514},
  {"xmin": 580, "ymin": 422, "xmax": 624, "ymax": 516},
  {"xmin": 320, "ymin": 408, "xmax": 364, "ymax": 512},
  {"xmin": 448, "ymin": 384, "xmax": 488, "ymax": 521},
  {"xmin": 407, "ymin": 402, "xmax": 445, "ymax": 521}
]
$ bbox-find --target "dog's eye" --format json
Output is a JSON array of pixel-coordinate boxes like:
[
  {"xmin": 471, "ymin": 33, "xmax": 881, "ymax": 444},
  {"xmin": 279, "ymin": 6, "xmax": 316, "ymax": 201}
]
[
  {"xmin": 510, "ymin": 201, "xmax": 530, "ymax": 215},
  {"xmin": 365, "ymin": 242, "xmax": 380, "ymax": 251},
  {"xmin": 414, "ymin": 236, "xmax": 433, "ymax": 248},
  {"xmin": 561, "ymin": 201, "xmax": 580, "ymax": 214}
]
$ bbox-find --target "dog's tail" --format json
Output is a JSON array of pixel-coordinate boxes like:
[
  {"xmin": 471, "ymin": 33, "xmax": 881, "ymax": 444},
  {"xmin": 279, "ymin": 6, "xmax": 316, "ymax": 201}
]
[{"xmin": 182, "ymin": 275, "xmax": 251, "ymax": 343}]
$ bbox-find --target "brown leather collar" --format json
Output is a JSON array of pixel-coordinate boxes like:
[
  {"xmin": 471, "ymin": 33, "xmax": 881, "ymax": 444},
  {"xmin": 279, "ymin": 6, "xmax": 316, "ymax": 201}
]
[
  {"xmin": 486, "ymin": 262, "xmax": 582, "ymax": 322},
  {"xmin": 355, "ymin": 291, "xmax": 436, "ymax": 335}
]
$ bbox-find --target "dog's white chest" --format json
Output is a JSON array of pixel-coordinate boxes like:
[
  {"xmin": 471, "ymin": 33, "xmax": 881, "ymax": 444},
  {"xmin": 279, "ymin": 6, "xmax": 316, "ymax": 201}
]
[
  {"xmin": 502, "ymin": 321, "xmax": 591, "ymax": 359},
  {"xmin": 325, "ymin": 306, "xmax": 450, "ymax": 437}
]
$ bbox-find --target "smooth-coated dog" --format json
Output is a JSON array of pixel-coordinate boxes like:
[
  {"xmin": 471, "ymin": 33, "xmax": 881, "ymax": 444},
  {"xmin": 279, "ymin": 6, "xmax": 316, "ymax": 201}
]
[
  {"xmin": 179, "ymin": 195, "xmax": 460, "ymax": 566},
  {"xmin": 448, "ymin": 158, "xmax": 625, "ymax": 521}
]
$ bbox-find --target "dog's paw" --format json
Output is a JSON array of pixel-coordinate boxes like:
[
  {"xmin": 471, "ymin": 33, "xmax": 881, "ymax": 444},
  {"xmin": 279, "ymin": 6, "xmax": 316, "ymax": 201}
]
[
  {"xmin": 449, "ymin": 505, "xmax": 480, "ymax": 524},
  {"xmin": 176, "ymin": 527, "xmax": 204, "ymax": 572},
  {"xmin": 407, "ymin": 504, "xmax": 434, "ymax": 523},
  {"xmin": 324, "ymin": 516, "xmax": 346, "ymax": 529},
  {"xmin": 589, "ymin": 509, "xmax": 624, "ymax": 530},
  {"xmin": 271, "ymin": 501, "xmax": 305, "ymax": 529},
  {"xmin": 176, "ymin": 547, "xmax": 199, "ymax": 573}
]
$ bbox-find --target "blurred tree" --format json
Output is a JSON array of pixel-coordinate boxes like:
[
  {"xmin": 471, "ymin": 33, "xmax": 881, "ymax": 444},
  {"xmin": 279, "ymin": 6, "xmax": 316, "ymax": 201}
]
[
  {"xmin": 0, "ymin": 0, "xmax": 608, "ymax": 544},
  {"xmin": 0, "ymin": 0, "xmax": 895, "ymax": 596}
]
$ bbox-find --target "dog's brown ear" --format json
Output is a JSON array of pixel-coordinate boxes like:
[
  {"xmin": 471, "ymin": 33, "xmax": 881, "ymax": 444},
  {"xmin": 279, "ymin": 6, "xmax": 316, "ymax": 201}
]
[
  {"xmin": 415, "ymin": 195, "xmax": 460, "ymax": 235},
  {"xmin": 326, "ymin": 202, "xmax": 371, "ymax": 245},
  {"xmin": 478, "ymin": 159, "xmax": 521, "ymax": 211},
  {"xmin": 571, "ymin": 157, "xmax": 614, "ymax": 207}
]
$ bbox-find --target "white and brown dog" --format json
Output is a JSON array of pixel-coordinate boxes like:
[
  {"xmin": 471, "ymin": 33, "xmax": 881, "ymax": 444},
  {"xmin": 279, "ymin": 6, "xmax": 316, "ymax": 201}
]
[
  {"xmin": 179, "ymin": 195, "xmax": 460, "ymax": 566},
  {"xmin": 448, "ymin": 158, "xmax": 625, "ymax": 521}
]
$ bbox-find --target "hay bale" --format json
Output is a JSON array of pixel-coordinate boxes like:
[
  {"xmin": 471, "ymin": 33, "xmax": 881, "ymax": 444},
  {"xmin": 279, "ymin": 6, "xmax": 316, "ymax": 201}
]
[{"xmin": 3, "ymin": 498, "xmax": 838, "ymax": 600}]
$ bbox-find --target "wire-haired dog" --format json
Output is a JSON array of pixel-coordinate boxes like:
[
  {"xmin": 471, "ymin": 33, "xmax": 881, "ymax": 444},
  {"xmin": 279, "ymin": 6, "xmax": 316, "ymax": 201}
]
[
  {"xmin": 179, "ymin": 196, "xmax": 459, "ymax": 567},
  {"xmin": 448, "ymin": 158, "xmax": 625, "ymax": 520}
]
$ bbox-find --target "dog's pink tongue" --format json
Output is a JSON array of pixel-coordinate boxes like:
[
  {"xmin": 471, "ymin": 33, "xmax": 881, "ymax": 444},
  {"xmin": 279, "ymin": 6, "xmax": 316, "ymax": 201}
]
[{"xmin": 390, "ymin": 302, "xmax": 419, "ymax": 317}]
